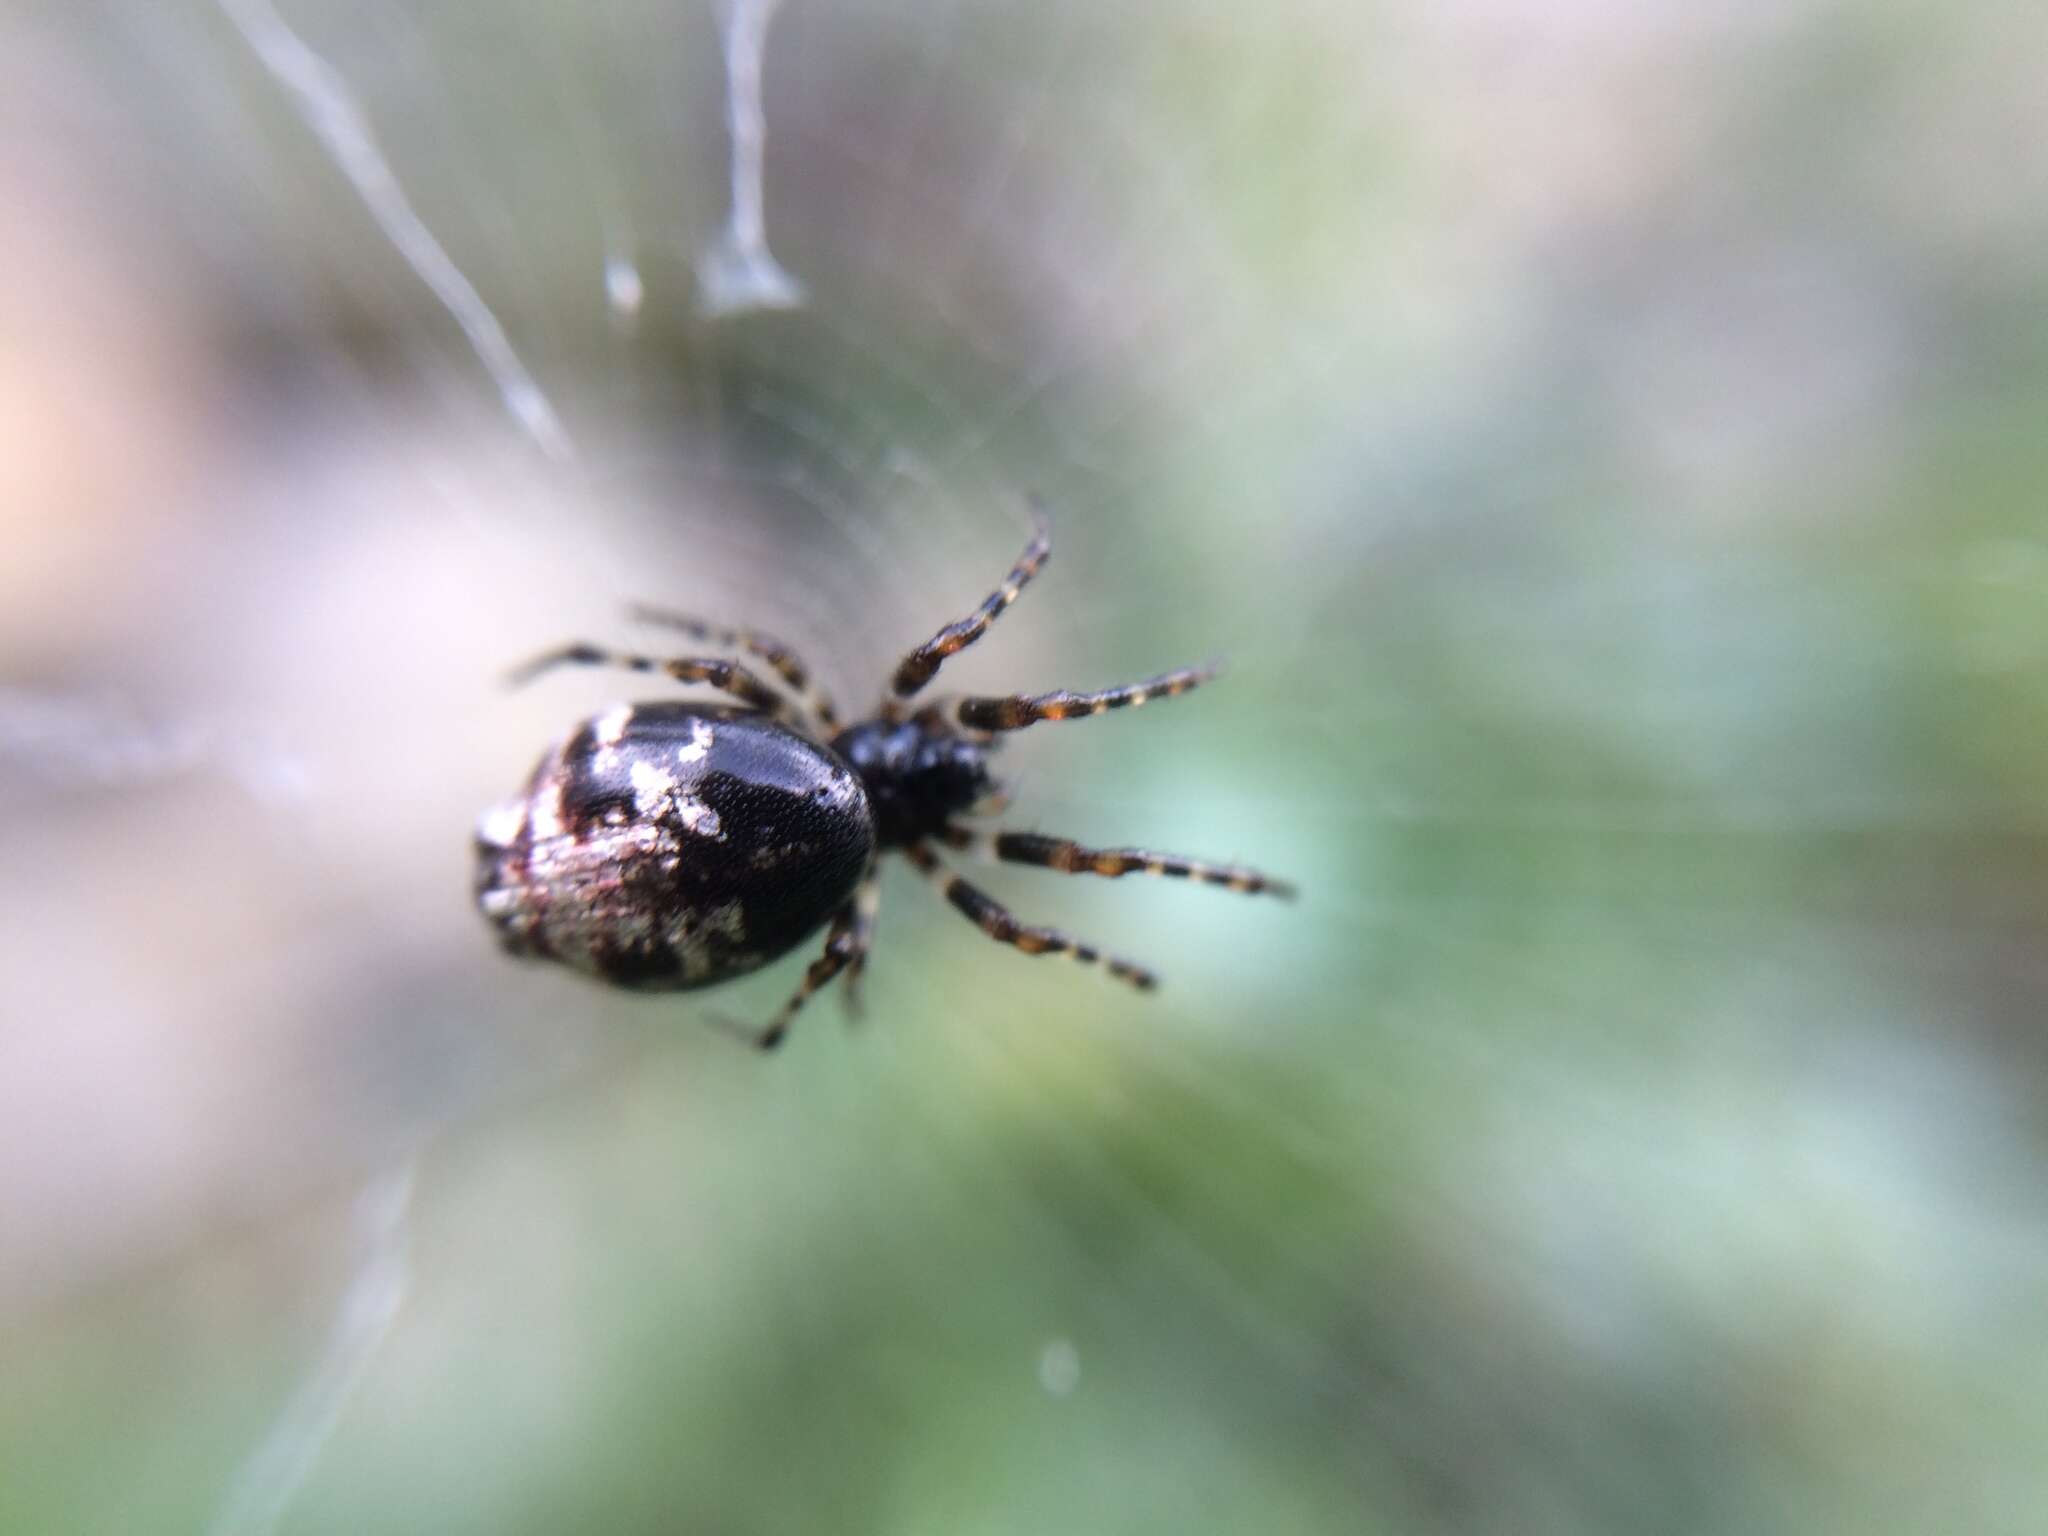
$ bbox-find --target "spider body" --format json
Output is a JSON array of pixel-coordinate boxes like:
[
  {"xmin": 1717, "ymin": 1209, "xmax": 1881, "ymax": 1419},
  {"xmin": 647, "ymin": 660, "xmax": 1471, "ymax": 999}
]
[{"xmin": 477, "ymin": 503, "xmax": 1294, "ymax": 1048}]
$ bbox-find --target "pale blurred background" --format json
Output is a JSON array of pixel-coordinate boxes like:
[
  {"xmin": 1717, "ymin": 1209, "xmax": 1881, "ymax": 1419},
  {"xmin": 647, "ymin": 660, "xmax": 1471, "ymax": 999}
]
[{"xmin": 3, "ymin": 1, "xmax": 2047, "ymax": 1532}]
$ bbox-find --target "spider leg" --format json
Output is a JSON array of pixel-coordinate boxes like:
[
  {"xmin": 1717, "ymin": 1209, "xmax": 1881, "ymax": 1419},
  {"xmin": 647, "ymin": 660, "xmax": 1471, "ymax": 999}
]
[
  {"xmin": 949, "ymin": 661, "xmax": 1219, "ymax": 733},
  {"xmin": 628, "ymin": 606, "xmax": 839, "ymax": 730},
  {"xmin": 506, "ymin": 644, "xmax": 807, "ymax": 728},
  {"xmin": 838, "ymin": 871, "xmax": 882, "ymax": 1020},
  {"xmin": 885, "ymin": 498, "xmax": 1051, "ymax": 714},
  {"xmin": 912, "ymin": 701, "xmax": 995, "ymax": 749},
  {"xmin": 959, "ymin": 784, "xmax": 1015, "ymax": 818},
  {"xmin": 903, "ymin": 843, "xmax": 1157, "ymax": 992},
  {"xmin": 939, "ymin": 824, "xmax": 1296, "ymax": 899},
  {"xmin": 749, "ymin": 901, "xmax": 862, "ymax": 1050}
]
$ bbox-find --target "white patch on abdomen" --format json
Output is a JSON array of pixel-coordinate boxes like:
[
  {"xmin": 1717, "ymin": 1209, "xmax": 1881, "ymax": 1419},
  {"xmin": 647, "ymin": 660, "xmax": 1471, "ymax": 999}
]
[
  {"xmin": 476, "ymin": 798, "xmax": 527, "ymax": 849},
  {"xmin": 528, "ymin": 777, "xmax": 567, "ymax": 840},
  {"xmin": 675, "ymin": 716, "xmax": 715, "ymax": 765},
  {"xmin": 676, "ymin": 795, "xmax": 722, "ymax": 838},
  {"xmin": 629, "ymin": 757, "xmax": 677, "ymax": 816}
]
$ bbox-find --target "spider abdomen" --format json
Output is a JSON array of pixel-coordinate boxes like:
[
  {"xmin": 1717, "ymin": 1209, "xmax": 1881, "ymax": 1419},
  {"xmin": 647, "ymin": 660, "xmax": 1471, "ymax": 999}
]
[{"xmin": 475, "ymin": 703, "xmax": 874, "ymax": 990}]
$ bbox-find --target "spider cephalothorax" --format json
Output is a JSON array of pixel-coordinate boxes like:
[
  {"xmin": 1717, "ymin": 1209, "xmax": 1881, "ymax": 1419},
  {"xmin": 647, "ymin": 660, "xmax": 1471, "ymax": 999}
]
[
  {"xmin": 475, "ymin": 503, "xmax": 1294, "ymax": 1048},
  {"xmin": 830, "ymin": 717, "xmax": 994, "ymax": 849}
]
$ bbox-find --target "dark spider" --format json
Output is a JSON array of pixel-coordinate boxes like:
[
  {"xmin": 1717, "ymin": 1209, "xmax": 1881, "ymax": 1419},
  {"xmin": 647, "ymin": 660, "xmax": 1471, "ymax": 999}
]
[{"xmin": 474, "ymin": 502, "xmax": 1295, "ymax": 1048}]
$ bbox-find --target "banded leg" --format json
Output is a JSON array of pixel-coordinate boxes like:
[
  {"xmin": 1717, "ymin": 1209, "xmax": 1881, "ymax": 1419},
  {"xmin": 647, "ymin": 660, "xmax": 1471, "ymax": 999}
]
[
  {"xmin": 940, "ymin": 825, "xmax": 1297, "ymax": 899},
  {"xmin": 887, "ymin": 498, "xmax": 1052, "ymax": 711},
  {"xmin": 839, "ymin": 872, "xmax": 882, "ymax": 1019},
  {"xmin": 506, "ymin": 644, "xmax": 802, "ymax": 726},
  {"xmin": 952, "ymin": 662, "xmax": 1219, "ymax": 733},
  {"xmin": 751, "ymin": 902, "xmax": 862, "ymax": 1050},
  {"xmin": 903, "ymin": 842, "xmax": 1157, "ymax": 992},
  {"xmin": 630, "ymin": 606, "xmax": 838, "ymax": 730}
]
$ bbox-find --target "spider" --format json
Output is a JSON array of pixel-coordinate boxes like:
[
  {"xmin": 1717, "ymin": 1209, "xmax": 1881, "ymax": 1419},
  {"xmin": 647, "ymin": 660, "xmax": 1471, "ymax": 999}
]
[{"xmin": 474, "ymin": 502, "xmax": 1295, "ymax": 1048}]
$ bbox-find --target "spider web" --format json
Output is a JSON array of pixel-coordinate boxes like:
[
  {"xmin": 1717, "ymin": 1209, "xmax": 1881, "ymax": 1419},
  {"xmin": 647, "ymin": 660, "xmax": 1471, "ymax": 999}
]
[{"xmin": 4, "ymin": 2, "xmax": 2048, "ymax": 1533}]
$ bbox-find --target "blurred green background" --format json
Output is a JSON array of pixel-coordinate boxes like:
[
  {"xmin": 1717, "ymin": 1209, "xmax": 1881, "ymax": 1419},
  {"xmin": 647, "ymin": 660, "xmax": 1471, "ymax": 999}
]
[{"xmin": 3, "ymin": 1, "xmax": 2047, "ymax": 1532}]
